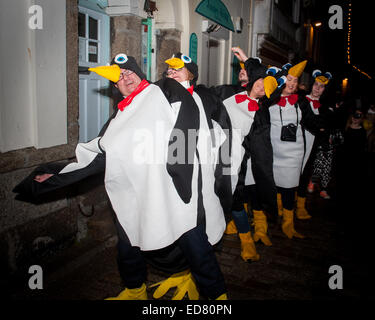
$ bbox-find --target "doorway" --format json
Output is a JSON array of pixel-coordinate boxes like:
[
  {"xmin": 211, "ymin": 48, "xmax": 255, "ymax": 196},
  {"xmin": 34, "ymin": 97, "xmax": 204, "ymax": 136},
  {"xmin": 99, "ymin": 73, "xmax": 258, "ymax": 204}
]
[
  {"xmin": 201, "ymin": 33, "xmax": 226, "ymax": 87},
  {"xmin": 78, "ymin": 6, "xmax": 110, "ymax": 143}
]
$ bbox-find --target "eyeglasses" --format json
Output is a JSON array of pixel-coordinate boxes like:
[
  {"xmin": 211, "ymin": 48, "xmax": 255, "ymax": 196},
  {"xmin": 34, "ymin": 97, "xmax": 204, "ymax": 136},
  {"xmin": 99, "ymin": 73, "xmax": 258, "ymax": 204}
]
[
  {"xmin": 119, "ymin": 70, "xmax": 134, "ymax": 79},
  {"xmin": 166, "ymin": 68, "xmax": 184, "ymax": 76}
]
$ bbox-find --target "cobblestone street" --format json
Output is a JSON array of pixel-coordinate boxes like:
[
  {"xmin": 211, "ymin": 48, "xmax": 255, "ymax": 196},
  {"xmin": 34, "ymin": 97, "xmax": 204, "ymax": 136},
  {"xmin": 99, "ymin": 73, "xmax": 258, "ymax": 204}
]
[{"xmin": 9, "ymin": 187, "xmax": 374, "ymax": 301}]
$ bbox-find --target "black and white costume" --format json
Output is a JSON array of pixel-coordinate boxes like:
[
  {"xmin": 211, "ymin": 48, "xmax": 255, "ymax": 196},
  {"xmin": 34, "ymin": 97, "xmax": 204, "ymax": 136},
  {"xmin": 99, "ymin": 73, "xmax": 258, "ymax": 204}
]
[{"xmin": 14, "ymin": 55, "xmax": 228, "ymax": 299}]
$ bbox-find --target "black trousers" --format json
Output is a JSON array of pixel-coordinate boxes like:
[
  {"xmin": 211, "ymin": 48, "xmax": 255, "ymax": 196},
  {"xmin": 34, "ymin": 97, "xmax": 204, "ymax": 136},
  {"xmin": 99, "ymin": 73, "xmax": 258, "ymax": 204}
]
[
  {"xmin": 232, "ymin": 184, "xmax": 262, "ymax": 211},
  {"xmin": 277, "ymin": 186, "xmax": 296, "ymax": 210},
  {"xmin": 114, "ymin": 216, "xmax": 226, "ymax": 299}
]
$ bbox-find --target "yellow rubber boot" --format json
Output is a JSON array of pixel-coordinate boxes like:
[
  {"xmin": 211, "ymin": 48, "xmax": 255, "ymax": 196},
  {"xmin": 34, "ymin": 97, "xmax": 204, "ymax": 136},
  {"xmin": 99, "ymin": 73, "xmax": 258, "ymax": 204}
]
[
  {"xmin": 150, "ymin": 270, "xmax": 199, "ymax": 300},
  {"xmin": 238, "ymin": 232, "xmax": 260, "ymax": 262},
  {"xmin": 216, "ymin": 293, "xmax": 228, "ymax": 300},
  {"xmin": 281, "ymin": 209, "xmax": 305, "ymax": 239},
  {"xmin": 295, "ymin": 196, "xmax": 312, "ymax": 220},
  {"xmin": 105, "ymin": 283, "xmax": 147, "ymax": 300},
  {"xmin": 252, "ymin": 210, "xmax": 272, "ymax": 246},
  {"xmin": 277, "ymin": 193, "xmax": 283, "ymax": 217},
  {"xmin": 224, "ymin": 220, "xmax": 238, "ymax": 235}
]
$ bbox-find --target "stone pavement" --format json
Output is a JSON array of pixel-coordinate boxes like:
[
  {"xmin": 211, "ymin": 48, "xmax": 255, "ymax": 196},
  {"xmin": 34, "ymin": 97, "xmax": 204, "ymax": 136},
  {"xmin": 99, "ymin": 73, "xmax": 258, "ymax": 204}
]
[{"xmin": 9, "ymin": 189, "xmax": 374, "ymax": 301}]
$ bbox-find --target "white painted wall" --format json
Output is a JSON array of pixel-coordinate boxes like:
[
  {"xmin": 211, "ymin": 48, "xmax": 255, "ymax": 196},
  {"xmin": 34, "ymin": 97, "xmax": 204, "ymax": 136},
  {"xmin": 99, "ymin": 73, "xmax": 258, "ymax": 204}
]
[
  {"xmin": 0, "ymin": 1, "xmax": 34, "ymax": 152},
  {"xmin": 251, "ymin": 0, "xmax": 272, "ymax": 57},
  {"xmin": 153, "ymin": 0, "xmax": 253, "ymax": 86},
  {"xmin": 0, "ymin": 0, "xmax": 67, "ymax": 152}
]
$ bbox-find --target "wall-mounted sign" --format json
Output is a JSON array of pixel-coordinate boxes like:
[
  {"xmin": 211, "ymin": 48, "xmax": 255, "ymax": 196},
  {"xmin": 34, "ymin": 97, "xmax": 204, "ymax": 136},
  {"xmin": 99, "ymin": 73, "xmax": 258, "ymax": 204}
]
[
  {"xmin": 195, "ymin": 0, "xmax": 234, "ymax": 32},
  {"xmin": 189, "ymin": 33, "xmax": 198, "ymax": 63}
]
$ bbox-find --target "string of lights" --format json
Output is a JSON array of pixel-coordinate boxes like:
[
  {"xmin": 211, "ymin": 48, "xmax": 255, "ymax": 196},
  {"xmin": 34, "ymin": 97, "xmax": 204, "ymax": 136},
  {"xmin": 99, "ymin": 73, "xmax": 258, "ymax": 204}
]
[{"xmin": 347, "ymin": 0, "xmax": 372, "ymax": 79}]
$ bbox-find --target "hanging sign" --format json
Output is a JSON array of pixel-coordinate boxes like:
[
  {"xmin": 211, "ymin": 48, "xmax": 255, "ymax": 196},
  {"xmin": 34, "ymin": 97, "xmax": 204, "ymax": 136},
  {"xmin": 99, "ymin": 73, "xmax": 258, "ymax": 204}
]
[
  {"xmin": 195, "ymin": 0, "xmax": 235, "ymax": 32},
  {"xmin": 189, "ymin": 33, "xmax": 198, "ymax": 63}
]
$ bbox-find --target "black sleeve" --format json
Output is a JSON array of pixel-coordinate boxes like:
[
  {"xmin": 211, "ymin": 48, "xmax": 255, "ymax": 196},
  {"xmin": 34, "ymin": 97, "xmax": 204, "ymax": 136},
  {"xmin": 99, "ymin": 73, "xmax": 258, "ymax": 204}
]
[
  {"xmin": 13, "ymin": 153, "xmax": 105, "ymax": 202},
  {"xmin": 246, "ymin": 106, "xmax": 278, "ymax": 221},
  {"xmin": 298, "ymin": 95, "xmax": 325, "ymax": 135},
  {"xmin": 208, "ymin": 84, "xmax": 243, "ymax": 101},
  {"xmin": 195, "ymin": 85, "xmax": 233, "ymax": 218},
  {"xmin": 155, "ymin": 78, "xmax": 200, "ymax": 203}
]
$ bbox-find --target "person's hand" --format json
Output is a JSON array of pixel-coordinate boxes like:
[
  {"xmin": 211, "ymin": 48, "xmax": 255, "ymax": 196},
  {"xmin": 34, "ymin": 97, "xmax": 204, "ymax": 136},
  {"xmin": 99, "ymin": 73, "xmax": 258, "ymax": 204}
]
[
  {"xmin": 231, "ymin": 47, "xmax": 248, "ymax": 62},
  {"xmin": 34, "ymin": 173, "xmax": 54, "ymax": 183}
]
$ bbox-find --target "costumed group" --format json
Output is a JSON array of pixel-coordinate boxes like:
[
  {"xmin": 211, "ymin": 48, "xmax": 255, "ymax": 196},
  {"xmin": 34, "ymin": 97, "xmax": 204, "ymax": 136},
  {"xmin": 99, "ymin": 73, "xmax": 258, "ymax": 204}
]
[{"xmin": 13, "ymin": 46, "xmax": 333, "ymax": 300}]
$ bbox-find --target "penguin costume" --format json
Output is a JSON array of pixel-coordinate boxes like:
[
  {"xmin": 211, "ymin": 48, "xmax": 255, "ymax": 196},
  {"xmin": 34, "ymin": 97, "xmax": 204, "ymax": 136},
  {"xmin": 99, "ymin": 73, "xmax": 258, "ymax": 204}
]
[
  {"xmin": 164, "ymin": 53, "xmax": 233, "ymax": 222},
  {"xmin": 13, "ymin": 53, "xmax": 227, "ymax": 300},
  {"xmin": 245, "ymin": 60, "xmax": 324, "ymax": 239},
  {"xmin": 296, "ymin": 70, "xmax": 332, "ymax": 219},
  {"xmin": 220, "ymin": 58, "xmax": 281, "ymax": 261}
]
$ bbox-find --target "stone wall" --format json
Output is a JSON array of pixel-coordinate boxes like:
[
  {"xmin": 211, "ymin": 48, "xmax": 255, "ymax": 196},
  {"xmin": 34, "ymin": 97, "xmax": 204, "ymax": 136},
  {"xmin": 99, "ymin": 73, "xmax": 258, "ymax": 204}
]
[
  {"xmin": 110, "ymin": 15, "xmax": 143, "ymax": 66},
  {"xmin": 155, "ymin": 29, "xmax": 181, "ymax": 80},
  {"xmin": 0, "ymin": 0, "xmax": 110, "ymax": 282}
]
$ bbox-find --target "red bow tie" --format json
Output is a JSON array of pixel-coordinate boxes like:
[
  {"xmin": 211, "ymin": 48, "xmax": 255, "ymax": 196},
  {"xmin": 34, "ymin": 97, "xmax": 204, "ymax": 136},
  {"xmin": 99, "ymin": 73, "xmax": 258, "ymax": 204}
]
[
  {"xmin": 306, "ymin": 96, "xmax": 321, "ymax": 109},
  {"xmin": 187, "ymin": 85, "xmax": 194, "ymax": 95},
  {"xmin": 277, "ymin": 94, "xmax": 298, "ymax": 107},
  {"xmin": 118, "ymin": 79, "xmax": 150, "ymax": 111},
  {"xmin": 235, "ymin": 94, "xmax": 259, "ymax": 111}
]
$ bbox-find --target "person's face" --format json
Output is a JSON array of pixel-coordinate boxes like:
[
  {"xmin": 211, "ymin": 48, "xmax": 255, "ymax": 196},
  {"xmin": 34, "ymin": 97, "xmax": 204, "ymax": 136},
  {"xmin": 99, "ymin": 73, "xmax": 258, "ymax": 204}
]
[
  {"xmin": 311, "ymin": 81, "xmax": 326, "ymax": 99},
  {"xmin": 166, "ymin": 67, "xmax": 190, "ymax": 83},
  {"xmin": 238, "ymin": 68, "xmax": 249, "ymax": 84},
  {"xmin": 115, "ymin": 68, "xmax": 142, "ymax": 97},
  {"xmin": 250, "ymin": 78, "xmax": 265, "ymax": 98},
  {"xmin": 282, "ymin": 74, "xmax": 298, "ymax": 95}
]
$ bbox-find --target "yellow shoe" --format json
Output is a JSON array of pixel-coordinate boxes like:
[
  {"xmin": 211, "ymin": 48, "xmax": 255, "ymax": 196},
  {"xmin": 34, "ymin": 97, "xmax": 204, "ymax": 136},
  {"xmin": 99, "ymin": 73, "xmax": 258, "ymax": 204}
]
[
  {"xmin": 295, "ymin": 197, "xmax": 312, "ymax": 220},
  {"xmin": 238, "ymin": 232, "xmax": 260, "ymax": 262},
  {"xmin": 224, "ymin": 219, "xmax": 238, "ymax": 235},
  {"xmin": 150, "ymin": 270, "xmax": 199, "ymax": 300},
  {"xmin": 281, "ymin": 209, "xmax": 305, "ymax": 239},
  {"xmin": 216, "ymin": 293, "xmax": 228, "ymax": 300},
  {"xmin": 252, "ymin": 210, "xmax": 272, "ymax": 246},
  {"xmin": 277, "ymin": 193, "xmax": 283, "ymax": 217},
  {"xmin": 105, "ymin": 283, "xmax": 147, "ymax": 300}
]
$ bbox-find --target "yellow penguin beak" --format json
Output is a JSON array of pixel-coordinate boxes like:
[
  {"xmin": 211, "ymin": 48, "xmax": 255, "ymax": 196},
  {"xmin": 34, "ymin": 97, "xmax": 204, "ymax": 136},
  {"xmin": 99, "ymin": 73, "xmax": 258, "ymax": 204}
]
[
  {"xmin": 165, "ymin": 57, "xmax": 185, "ymax": 69},
  {"xmin": 264, "ymin": 76, "xmax": 278, "ymax": 98},
  {"xmin": 315, "ymin": 76, "xmax": 329, "ymax": 85},
  {"xmin": 88, "ymin": 64, "xmax": 121, "ymax": 83},
  {"xmin": 288, "ymin": 60, "xmax": 307, "ymax": 78},
  {"xmin": 239, "ymin": 62, "xmax": 245, "ymax": 70}
]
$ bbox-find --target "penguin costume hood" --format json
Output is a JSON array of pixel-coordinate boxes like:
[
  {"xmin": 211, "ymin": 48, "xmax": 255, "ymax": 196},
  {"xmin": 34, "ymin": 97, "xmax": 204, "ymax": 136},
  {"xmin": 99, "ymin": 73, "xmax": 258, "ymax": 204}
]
[
  {"xmin": 88, "ymin": 53, "xmax": 146, "ymax": 83},
  {"xmin": 244, "ymin": 57, "xmax": 267, "ymax": 91},
  {"xmin": 165, "ymin": 53, "xmax": 199, "ymax": 85},
  {"xmin": 281, "ymin": 60, "xmax": 308, "ymax": 78},
  {"xmin": 312, "ymin": 69, "xmax": 332, "ymax": 85}
]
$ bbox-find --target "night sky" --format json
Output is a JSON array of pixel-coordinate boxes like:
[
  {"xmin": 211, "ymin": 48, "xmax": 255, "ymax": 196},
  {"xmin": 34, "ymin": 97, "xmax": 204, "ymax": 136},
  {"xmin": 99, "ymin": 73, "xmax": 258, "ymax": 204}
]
[{"xmin": 307, "ymin": 1, "xmax": 373, "ymax": 103}]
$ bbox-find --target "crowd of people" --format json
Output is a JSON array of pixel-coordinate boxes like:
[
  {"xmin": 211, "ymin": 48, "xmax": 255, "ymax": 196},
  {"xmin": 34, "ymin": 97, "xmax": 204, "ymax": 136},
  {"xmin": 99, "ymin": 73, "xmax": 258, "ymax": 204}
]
[{"xmin": 13, "ymin": 46, "xmax": 374, "ymax": 300}]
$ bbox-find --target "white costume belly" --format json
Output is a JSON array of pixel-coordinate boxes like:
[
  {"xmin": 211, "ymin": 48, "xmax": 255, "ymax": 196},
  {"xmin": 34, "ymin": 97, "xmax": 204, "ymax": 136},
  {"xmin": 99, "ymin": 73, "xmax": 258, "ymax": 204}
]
[
  {"xmin": 191, "ymin": 91, "xmax": 226, "ymax": 243},
  {"xmin": 223, "ymin": 92, "xmax": 256, "ymax": 192},
  {"xmin": 302, "ymin": 96, "xmax": 319, "ymax": 169},
  {"xmin": 269, "ymin": 102, "xmax": 304, "ymax": 188},
  {"xmin": 61, "ymin": 84, "xmax": 224, "ymax": 250}
]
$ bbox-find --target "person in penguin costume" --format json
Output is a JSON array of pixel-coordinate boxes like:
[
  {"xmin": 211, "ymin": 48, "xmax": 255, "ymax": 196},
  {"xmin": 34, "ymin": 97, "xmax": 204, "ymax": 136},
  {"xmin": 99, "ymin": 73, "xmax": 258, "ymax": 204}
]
[
  {"xmin": 295, "ymin": 69, "xmax": 333, "ymax": 219},
  {"xmin": 209, "ymin": 47, "xmax": 250, "ymax": 101},
  {"xmin": 249, "ymin": 60, "xmax": 324, "ymax": 239},
  {"xmin": 13, "ymin": 53, "xmax": 228, "ymax": 300},
  {"xmin": 219, "ymin": 50, "xmax": 280, "ymax": 262}
]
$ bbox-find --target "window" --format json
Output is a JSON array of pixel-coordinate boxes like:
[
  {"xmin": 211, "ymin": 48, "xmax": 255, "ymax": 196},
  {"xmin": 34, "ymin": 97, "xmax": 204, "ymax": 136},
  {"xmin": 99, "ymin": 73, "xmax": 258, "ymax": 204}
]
[{"xmin": 79, "ymin": 12, "xmax": 100, "ymax": 64}]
